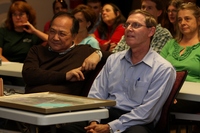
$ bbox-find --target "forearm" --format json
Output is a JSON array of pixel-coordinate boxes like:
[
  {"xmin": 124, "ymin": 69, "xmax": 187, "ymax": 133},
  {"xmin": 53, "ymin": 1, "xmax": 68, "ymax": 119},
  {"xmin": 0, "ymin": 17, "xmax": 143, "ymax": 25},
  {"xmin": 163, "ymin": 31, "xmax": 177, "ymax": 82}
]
[
  {"xmin": 0, "ymin": 48, "xmax": 9, "ymax": 61},
  {"xmin": 0, "ymin": 55, "xmax": 9, "ymax": 62},
  {"xmin": 22, "ymin": 68, "xmax": 66, "ymax": 85},
  {"xmin": 33, "ymin": 29, "xmax": 48, "ymax": 41}
]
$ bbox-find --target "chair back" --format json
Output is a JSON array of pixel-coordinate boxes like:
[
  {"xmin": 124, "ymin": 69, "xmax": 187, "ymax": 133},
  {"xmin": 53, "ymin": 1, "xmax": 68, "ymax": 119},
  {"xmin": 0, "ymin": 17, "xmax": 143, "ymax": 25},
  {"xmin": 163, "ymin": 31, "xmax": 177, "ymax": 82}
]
[{"xmin": 155, "ymin": 70, "xmax": 188, "ymax": 132}]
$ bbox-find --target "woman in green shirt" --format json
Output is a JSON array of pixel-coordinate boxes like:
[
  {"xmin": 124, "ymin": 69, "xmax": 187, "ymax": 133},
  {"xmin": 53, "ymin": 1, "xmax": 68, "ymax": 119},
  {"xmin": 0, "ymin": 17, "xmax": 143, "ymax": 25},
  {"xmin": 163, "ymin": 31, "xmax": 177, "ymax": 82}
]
[
  {"xmin": 161, "ymin": 2, "xmax": 200, "ymax": 83},
  {"xmin": 161, "ymin": 3, "xmax": 200, "ymax": 131},
  {"xmin": 160, "ymin": 2, "xmax": 200, "ymax": 125}
]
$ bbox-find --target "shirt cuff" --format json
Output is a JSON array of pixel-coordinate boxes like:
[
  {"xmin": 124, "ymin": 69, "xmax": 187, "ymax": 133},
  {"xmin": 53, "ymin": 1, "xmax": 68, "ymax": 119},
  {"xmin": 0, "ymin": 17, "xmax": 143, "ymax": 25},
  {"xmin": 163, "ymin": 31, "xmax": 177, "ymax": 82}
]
[
  {"xmin": 108, "ymin": 119, "xmax": 125, "ymax": 133},
  {"xmin": 88, "ymin": 119, "xmax": 100, "ymax": 124}
]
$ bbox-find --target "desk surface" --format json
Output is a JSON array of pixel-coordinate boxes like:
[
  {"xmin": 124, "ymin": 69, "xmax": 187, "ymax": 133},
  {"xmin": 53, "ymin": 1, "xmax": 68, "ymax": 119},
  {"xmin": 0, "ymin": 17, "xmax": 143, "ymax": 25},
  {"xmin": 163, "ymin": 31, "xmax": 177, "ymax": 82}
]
[
  {"xmin": 177, "ymin": 81, "xmax": 200, "ymax": 102},
  {"xmin": 0, "ymin": 107, "xmax": 108, "ymax": 126},
  {"xmin": 0, "ymin": 62, "xmax": 23, "ymax": 77},
  {"xmin": 0, "ymin": 92, "xmax": 116, "ymax": 114}
]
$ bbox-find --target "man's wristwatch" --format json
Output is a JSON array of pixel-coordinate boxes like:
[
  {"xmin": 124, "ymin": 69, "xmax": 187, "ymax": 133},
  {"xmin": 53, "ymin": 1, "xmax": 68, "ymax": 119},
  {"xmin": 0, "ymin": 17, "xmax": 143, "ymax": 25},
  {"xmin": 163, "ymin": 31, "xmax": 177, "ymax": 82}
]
[{"xmin": 95, "ymin": 50, "xmax": 102, "ymax": 61}]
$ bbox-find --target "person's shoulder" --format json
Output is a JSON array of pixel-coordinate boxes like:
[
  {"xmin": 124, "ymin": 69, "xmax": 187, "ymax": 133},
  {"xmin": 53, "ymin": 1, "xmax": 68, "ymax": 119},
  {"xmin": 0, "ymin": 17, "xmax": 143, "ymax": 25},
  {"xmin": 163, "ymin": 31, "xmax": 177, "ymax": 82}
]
[
  {"xmin": 165, "ymin": 39, "xmax": 177, "ymax": 46},
  {"xmin": 116, "ymin": 24, "xmax": 124, "ymax": 29},
  {"xmin": 0, "ymin": 27, "xmax": 7, "ymax": 33},
  {"xmin": 152, "ymin": 51, "xmax": 174, "ymax": 68},
  {"xmin": 74, "ymin": 44, "xmax": 94, "ymax": 50},
  {"xmin": 30, "ymin": 44, "xmax": 46, "ymax": 51},
  {"xmin": 156, "ymin": 24, "xmax": 172, "ymax": 36},
  {"xmin": 109, "ymin": 49, "xmax": 127, "ymax": 59},
  {"xmin": 86, "ymin": 36, "xmax": 97, "ymax": 41},
  {"xmin": 0, "ymin": 27, "xmax": 10, "ymax": 32}
]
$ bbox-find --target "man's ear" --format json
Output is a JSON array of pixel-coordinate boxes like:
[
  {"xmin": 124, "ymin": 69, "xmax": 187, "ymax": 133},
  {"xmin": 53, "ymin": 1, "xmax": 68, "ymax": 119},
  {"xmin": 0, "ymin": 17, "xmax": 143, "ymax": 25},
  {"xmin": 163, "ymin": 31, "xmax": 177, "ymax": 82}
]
[
  {"xmin": 87, "ymin": 21, "xmax": 91, "ymax": 29},
  {"xmin": 157, "ymin": 10, "xmax": 162, "ymax": 18},
  {"xmin": 72, "ymin": 33, "xmax": 77, "ymax": 40},
  {"xmin": 148, "ymin": 27, "xmax": 156, "ymax": 37}
]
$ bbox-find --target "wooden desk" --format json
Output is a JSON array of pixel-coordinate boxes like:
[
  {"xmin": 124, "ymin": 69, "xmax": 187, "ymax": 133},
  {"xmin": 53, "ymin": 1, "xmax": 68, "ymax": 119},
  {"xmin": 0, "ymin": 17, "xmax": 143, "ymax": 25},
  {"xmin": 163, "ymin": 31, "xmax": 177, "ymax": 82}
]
[
  {"xmin": 177, "ymin": 81, "xmax": 200, "ymax": 102},
  {"xmin": 0, "ymin": 62, "xmax": 23, "ymax": 78},
  {"xmin": 0, "ymin": 107, "xmax": 108, "ymax": 126},
  {"xmin": 0, "ymin": 92, "xmax": 116, "ymax": 133},
  {"xmin": 0, "ymin": 107, "xmax": 108, "ymax": 133}
]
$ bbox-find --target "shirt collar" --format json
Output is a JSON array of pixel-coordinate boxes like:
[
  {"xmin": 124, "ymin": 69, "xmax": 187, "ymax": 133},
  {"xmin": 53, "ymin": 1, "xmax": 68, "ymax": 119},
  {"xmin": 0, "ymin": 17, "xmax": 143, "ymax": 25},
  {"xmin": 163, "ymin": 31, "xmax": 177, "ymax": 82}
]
[
  {"xmin": 48, "ymin": 43, "xmax": 75, "ymax": 55},
  {"xmin": 122, "ymin": 48, "xmax": 155, "ymax": 68}
]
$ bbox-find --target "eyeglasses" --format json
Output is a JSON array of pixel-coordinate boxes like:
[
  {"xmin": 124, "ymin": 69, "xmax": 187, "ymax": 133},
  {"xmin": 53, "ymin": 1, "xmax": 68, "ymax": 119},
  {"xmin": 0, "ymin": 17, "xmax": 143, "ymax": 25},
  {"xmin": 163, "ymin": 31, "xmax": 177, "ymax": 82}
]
[
  {"xmin": 123, "ymin": 22, "xmax": 147, "ymax": 29},
  {"xmin": 12, "ymin": 13, "xmax": 26, "ymax": 18},
  {"xmin": 167, "ymin": 10, "xmax": 177, "ymax": 14},
  {"xmin": 49, "ymin": 28, "xmax": 71, "ymax": 38}
]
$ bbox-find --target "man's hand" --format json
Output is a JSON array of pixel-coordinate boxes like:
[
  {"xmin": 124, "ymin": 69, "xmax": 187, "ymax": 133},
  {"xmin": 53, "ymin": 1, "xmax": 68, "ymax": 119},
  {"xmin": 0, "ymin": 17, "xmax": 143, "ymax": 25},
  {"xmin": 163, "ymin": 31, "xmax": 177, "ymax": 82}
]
[
  {"xmin": 66, "ymin": 67, "xmax": 85, "ymax": 81},
  {"xmin": 82, "ymin": 52, "xmax": 101, "ymax": 71},
  {"xmin": 85, "ymin": 123, "xmax": 110, "ymax": 133}
]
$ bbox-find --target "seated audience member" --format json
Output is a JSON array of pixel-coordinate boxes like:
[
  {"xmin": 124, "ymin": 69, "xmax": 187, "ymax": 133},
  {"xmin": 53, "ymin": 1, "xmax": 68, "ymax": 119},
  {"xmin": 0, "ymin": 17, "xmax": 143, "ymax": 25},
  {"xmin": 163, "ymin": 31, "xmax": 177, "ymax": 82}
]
[
  {"xmin": 72, "ymin": 4, "xmax": 100, "ymax": 49},
  {"xmin": 92, "ymin": 3, "xmax": 126, "ymax": 51},
  {"xmin": 43, "ymin": 0, "xmax": 68, "ymax": 34},
  {"xmin": 0, "ymin": 1, "xmax": 46, "ymax": 63},
  {"xmin": 163, "ymin": 0, "xmax": 184, "ymax": 37},
  {"xmin": 0, "ymin": 0, "xmax": 27, "ymax": 27},
  {"xmin": 112, "ymin": 0, "xmax": 172, "ymax": 53},
  {"xmin": 160, "ymin": 2, "xmax": 200, "ymax": 132},
  {"xmin": 0, "ymin": 1, "xmax": 47, "ymax": 86},
  {"xmin": 86, "ymin": 0, "xmax": 102, "ymax": 34},
  {"xmin": 58, "ymin": 9, "xmax": 176, "ymax": 133},
  {"xmin": 22, "ymin": 12, "xmax": 108, "ymax": 94}
]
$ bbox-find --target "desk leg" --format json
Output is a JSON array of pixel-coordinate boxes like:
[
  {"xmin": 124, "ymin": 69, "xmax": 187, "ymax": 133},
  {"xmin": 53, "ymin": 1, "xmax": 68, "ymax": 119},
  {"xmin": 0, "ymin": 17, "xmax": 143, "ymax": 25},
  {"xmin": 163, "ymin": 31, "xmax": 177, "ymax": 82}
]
[
  {"xmin": 50, "ymin": 125, "xmax": 57, "ymax": 133},
  {"xmin": 30, "ymin": 125, "xmax": 38, "ymax": 133}
]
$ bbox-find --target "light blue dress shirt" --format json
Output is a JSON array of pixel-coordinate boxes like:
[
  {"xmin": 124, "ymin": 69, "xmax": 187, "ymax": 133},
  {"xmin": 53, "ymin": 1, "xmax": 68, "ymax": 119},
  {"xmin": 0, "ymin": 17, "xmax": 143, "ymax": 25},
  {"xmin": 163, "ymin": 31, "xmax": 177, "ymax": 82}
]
[{"xmin": 88, "ymin": 48, "xmax": 176, "ymax": 133}]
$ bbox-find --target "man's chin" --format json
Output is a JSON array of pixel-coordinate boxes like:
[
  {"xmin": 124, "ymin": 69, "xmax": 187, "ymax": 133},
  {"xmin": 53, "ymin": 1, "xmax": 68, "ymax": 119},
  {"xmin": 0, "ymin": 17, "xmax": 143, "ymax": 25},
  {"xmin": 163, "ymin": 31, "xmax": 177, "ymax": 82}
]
[{"xmin": 126, "ymin": 40, "xmax": 135, "ymax": 45}]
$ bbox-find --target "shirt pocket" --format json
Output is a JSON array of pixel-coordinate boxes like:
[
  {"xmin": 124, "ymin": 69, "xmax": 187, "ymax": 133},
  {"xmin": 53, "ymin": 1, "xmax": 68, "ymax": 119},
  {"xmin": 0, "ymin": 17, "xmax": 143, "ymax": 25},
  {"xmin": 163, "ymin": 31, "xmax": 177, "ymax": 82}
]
[{"xmin": 128, "ymin": 81, "xmax": 149, "ymax": 104}]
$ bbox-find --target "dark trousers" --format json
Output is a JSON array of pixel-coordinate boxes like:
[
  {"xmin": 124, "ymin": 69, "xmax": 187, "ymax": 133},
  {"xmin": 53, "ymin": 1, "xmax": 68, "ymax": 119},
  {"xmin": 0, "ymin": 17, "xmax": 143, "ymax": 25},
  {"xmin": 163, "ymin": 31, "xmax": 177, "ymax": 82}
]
[{"xmin": 57, "ymin": 108, "xmax": 155, "ymax": 133}]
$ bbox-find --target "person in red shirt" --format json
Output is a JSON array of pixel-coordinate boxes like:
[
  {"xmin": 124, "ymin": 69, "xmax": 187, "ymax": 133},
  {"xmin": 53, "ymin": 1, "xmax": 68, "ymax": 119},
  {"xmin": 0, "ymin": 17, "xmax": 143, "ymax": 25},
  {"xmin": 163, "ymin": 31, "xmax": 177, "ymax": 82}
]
[
  {"xmin": 92, "ymin": 3, "xmax": 126, "ymax": 51},
  {"xmin": 43, "ymin": 0, "xmax": 68, "ymax": 34}
]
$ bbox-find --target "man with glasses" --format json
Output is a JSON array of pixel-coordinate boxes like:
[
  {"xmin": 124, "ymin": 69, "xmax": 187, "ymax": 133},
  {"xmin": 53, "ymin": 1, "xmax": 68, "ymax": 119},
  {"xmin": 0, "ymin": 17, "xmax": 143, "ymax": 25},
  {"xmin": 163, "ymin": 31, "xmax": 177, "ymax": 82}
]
[
  {"xmin": 112, "ymin": 0, "xmax": 172, "ymax": 54},
  {"xmin": 58, "ymin": 9, "xmax": 176, "ymax": 133}
]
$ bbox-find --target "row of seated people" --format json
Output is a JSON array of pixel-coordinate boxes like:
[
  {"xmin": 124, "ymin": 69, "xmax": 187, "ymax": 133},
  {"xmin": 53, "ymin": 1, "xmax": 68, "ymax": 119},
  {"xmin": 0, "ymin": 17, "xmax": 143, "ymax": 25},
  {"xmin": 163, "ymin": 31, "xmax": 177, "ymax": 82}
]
[
  {"xmin": 0, "ymin": 0, "xmax": 200, "ymax": 114},
  {"xmin": 0, "ymin": 0, "xmax": 197, "ymax": 67},
  {"xmin": 0, "ymin": 0, "xmax": 200, "ymax": 132}
]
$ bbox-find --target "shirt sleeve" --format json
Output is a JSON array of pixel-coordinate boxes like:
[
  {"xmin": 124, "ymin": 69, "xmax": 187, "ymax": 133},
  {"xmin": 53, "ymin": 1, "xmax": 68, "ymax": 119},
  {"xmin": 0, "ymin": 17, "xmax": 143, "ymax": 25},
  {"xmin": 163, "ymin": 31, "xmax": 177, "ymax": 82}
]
[
  {"xmin": 160, "ymin": 39, "xmax": 173, "ymax": 58},
  {"xmin": 22, "ymin": 46, "xmax": 66, "ymax": 86},
  {"xmin": 112, "ymin": 35, "xmax": 130, "ymax": 53},
  {"xmin": 88, "ymin": 55, "xmax": 176, "ymax": 132},
  {"xmin": 108, "ymin": 67, "xmax": 176, "ymax": 132}
]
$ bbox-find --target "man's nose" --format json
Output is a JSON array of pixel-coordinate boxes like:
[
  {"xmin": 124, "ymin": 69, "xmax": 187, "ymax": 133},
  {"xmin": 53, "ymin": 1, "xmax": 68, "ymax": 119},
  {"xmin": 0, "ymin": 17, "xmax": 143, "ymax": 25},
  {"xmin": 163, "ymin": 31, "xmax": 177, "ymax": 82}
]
[{"xmin": 53, "ymin": 33, "xmax": 59, "ymax": 40}]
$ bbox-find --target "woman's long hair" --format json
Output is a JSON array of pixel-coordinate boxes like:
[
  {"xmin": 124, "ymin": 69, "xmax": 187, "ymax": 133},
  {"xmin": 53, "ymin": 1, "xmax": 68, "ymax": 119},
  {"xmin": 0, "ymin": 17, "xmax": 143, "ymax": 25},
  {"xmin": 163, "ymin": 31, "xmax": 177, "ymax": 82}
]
[
  {"xmin": 5, "ymin": 1, "xmax": 36, "ymax": 30},
  {"xmin": 175, "ymin": 2, "xmax": 200, "ymax": 42},
  {"xmin": 97, "ymin": 3, "xmax": 126, "ymax": 39},
  {"xmin": 162, "ymin": 0, "xmax": 184, "ymax": 37}
]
